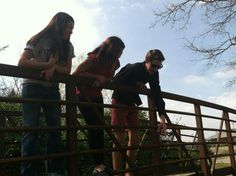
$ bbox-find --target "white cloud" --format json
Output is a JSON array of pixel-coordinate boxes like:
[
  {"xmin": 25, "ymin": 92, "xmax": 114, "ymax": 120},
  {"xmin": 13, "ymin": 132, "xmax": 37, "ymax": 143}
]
[
  {"xmin": 130, "ymin": 2, "xmax": 145, "ymax": 10},
  {"xmin": 183, "ymin": 74, "xmax": 208, "ymax": 85},
  {"xmin": 214, "ymin": 69, "xmax": 236, "ymax": 79},
  {"xmin": 208, "ymin": 90, "xmax": 236, "ymax": 110},
  {"xmin": 197, "ymin": 1, "xmax": 206, "ymax": 5}
]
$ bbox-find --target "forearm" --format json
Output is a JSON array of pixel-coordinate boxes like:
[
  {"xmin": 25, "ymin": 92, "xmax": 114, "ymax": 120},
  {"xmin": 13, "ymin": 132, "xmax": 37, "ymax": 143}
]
[
  {"xmin": 158, "ymin": 114, "xmax": 167, "ymax": 132},
  {"xmin": 150, "ymin": 84, "xmax": 166, "ymax": 116},
  {"xmin": 54, "ymin": 64, "xmax": 71, "ymax": 74},
  {"xmin": 77, "ymin": 72, "xmax": 104, "ymax": 80},
  {"xmin": 159, "ymin": 114, "xmax": 166, "ymax": 122},
  {"xmin": 18, "ymin": 59, "xmax": 51, "ymax": 70},
  {"xmin": 72, "ymin": 58, "xmax": 93, "ymax": 76}
]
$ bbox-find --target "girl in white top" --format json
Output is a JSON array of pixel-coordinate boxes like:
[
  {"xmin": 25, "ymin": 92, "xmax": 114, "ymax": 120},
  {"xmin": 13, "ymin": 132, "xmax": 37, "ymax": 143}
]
[{"xmin": 18, "ymin": 12, "xmax": 74, "ymax": 176}]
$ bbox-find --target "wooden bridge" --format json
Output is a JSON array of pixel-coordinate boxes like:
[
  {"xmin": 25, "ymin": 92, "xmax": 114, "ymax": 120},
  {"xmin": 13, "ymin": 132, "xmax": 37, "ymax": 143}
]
[{"xmin": 0, "ymin": 63, "xmax": 236, "ymax": 176}]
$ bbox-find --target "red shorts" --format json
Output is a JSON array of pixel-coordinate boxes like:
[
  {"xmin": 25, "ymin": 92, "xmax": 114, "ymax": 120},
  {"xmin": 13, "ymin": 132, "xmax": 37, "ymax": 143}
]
[{"xmin": 111, "ymin": 99, "xmax": 139, "ymax": 131}]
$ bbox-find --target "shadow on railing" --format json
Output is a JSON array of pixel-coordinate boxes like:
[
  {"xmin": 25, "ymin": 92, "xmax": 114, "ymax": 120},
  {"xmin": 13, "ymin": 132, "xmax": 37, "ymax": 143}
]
[{"xmin": 0, "ymin": 63, "xmax": 236, "ymax": 176}]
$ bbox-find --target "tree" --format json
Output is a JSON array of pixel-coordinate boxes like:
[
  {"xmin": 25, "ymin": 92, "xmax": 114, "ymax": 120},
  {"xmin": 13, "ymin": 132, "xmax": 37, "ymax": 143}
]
[
  {"xmin": 0, "ymin": 45, "xmax": 9, "ymax": 52},
  {"xmin": 152, "ymin": 1, "xmax": 236, "ymax": 74}
]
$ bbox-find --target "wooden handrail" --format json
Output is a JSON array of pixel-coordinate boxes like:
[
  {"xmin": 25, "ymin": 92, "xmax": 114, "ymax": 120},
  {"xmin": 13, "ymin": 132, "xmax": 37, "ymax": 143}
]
[{"xmin": 0, "ymin": 63, "xmax": 236, "ymax": 175}]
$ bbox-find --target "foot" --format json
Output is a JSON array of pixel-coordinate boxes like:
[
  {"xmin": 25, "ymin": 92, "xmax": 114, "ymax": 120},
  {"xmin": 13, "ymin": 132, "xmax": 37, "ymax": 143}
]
[
  {"xmin": 93, "ymin": 166, "xmax": 115, "ymax": 176},
  {"xmin": 92, "ymin": 168, "xmax": 110, "ymax": 176}
]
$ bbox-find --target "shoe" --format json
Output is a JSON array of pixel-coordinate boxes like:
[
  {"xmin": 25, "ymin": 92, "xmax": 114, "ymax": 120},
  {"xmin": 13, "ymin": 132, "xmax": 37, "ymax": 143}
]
[
  {"xmin": 92, "ymin": 168, "xmax": 109, "ymax": 176},
  {"xmin": 92, "ymin": 167, "xmax": 114, "ymax": 176}
]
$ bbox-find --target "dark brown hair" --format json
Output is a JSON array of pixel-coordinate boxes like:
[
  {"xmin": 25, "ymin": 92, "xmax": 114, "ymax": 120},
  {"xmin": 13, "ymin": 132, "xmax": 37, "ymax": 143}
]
[
  {"xmin": 145, "ymin": 49, "xmax": 165, "ymax": 62},
  {"xmin": 88, "ymin": 36, "xmax": 125, "ymax": 66},
  {"xmin": 27, "ymin": 12, "xmax": 74, "ymax": 63}
]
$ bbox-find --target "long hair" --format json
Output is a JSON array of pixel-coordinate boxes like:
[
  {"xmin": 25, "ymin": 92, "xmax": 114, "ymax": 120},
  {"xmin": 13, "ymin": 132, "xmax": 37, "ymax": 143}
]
[
  {"xmin": 27, "ymin": 12, "xmax": 74, "ymax": 62},
  {"xmin": 88, "ymin": 36, "xmax": 125, "ymax": 66}
]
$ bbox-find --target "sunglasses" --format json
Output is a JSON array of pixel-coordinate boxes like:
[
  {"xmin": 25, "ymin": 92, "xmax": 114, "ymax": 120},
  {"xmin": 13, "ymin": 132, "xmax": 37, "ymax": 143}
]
[{"xmin": 151, "ymin": 63, "xmax": 163, "ymax": 69}]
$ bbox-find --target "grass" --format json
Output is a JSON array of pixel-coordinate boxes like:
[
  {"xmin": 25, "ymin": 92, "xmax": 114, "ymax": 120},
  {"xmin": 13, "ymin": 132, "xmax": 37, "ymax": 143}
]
[{"xmin": 215, "ymin": 162, "xmax": 231, "ymax": 169}]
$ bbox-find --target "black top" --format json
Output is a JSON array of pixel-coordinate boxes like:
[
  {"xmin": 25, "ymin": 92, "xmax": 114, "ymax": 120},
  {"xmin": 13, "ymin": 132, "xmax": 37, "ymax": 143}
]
[{"xmin": 112, "ymin": 62, "xmax": 166, "ymax": 116}]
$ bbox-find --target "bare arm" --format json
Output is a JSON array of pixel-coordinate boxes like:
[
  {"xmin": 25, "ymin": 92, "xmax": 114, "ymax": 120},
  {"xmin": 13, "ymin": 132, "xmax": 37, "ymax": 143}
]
[
  {"xmin": 40, "ymin": 57, "xmax": 72, "ymax": 80},
  {"xmin": 72, "ymin": 58, "xmax": 107, "ymax": 86},
  {"xmin": 72, "ymin": 58, "xmax": 101, "ymax": 79},
  {"xmin": 158, "ymin": 114, "xmax": 167, "ymax": 133},
  {"xmin": 18, "ymin": 50, "xmax": 56, "ymax": 70},
  {"xmin": 54, "ymin": 58, "xmax": 72, "ymax": 74}
]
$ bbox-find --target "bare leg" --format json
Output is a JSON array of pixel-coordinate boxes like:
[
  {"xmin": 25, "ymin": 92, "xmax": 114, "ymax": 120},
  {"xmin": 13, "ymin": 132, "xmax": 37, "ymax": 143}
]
[
  {"xmin": 113, "ymin": 131, "xmax": 125, "ymax": 176},
  {"xmin": 125, "ymin": 130, "xmax": 139, "ymax": 176}
]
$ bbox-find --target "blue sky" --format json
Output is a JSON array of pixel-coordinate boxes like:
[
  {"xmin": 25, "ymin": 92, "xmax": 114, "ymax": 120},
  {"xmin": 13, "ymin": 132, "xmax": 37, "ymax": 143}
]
[{"xmin": 1, "ymin": 0, "xmax": 236, "ymax": 139}]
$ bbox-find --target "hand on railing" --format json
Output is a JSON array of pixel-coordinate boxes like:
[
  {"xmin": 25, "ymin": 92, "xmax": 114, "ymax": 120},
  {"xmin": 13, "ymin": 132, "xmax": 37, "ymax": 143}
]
[{"xmin": 40, "ymin": 66, "xmax": 56, "ymax": 80}]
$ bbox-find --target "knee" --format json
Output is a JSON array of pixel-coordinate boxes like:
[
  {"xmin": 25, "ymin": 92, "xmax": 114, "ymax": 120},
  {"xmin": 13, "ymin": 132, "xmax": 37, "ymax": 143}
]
[
  {"xmin": 113, "ymin": 131, "xmax": 125, "ymax": 142},
  {"xmin": 129, "ymin": 130, "xmax": 139, "ymax": 143}
]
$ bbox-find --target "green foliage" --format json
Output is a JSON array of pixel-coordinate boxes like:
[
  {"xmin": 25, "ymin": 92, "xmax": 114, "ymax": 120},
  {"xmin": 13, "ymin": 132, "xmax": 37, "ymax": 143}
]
[{"xmin": 0, "ymin": 102, "xmax": 203, "ymax": 175}]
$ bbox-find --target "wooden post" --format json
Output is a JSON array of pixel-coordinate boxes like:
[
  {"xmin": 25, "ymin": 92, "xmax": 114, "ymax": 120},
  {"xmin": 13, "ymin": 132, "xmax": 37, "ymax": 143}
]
[
  {"xmin": 66, "ymin": 79, "xmax": 78, "ymax": 176},
  {"xmin": 223, "ymin": 111, "xmax": 236, "ymax": 173},
  {"xmin": 0, "ymin": 116, "xmax": 5, "ymax": 157},
  {"xmin": 148, "ymin": 96, "xmax": 161, "ymax": 176},
  {"xmin": 0, "ymin": 115, "xmax": 6, "ymax": 176},
  {"xmin": 194, "ymin": 104, "xmax": 211, "ymax": 176},
  {"xmin": 176, "ymin": 129, "xmax": 184, "ymax": 167},
  {"xmin": 211, "ymin": 115, "xmax": 224, "ymax": 174}
]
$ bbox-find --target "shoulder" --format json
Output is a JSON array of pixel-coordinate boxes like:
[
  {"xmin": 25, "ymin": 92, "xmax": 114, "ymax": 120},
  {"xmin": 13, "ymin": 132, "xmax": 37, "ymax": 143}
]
[
  {"xmin": 38, "ymin": 35, "xmax": 53, "ymax": 45},
  {"xmin": 117, "ymin": 62, "xmax": 142, "ymax": 75},
  {"xmin": 30, "ymin": 36, "xmax": 52, "ymax": 49},
  {"xmin": 127, "ymin": 62, "xmax": 144, "ymax": 72},
  {"xmin": 81, "ymin": 54, "xmax": 96, "ymax": 65},
  {"xmin": 123, "ymin": 62, "xmax": 142, "ymax": 69}
]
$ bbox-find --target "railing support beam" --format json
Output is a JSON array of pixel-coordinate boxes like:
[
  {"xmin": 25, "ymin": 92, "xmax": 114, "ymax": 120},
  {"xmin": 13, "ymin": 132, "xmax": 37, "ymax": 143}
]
[
  {"xmin": 66, "ymin": 79, "xmax": 78, "ymax": 176},
  {"xmin": 223, "ymin": 111, "xmax": 236, "ymax": 174},
  {"xmin": 194, "ymin": 104, "xmax": 211, "ymax": 176},
  {"xmin": 148, "ymin": 96, "xmax": 161, "ymax": 176}
]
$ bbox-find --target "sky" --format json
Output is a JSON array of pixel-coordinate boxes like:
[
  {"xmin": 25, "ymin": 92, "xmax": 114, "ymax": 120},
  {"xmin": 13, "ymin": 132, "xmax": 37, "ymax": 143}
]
[{"xmin": 1, "ymin": 0, "xmax": 236, "ymax": 140}]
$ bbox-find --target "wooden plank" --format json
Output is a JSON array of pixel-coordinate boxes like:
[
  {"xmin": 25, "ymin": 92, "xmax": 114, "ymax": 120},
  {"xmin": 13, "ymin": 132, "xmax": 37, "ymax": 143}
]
[
  {"xmin": 148, "ymin": 96, "xmax": 161, "ymax": 176},
  {"xmin": 194, "ymin": 104, "xmax": 211, "ymax": 176}
]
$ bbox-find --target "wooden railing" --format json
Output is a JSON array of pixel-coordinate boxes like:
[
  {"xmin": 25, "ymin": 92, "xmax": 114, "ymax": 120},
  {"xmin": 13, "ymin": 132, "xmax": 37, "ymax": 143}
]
[{"xmin": 0, "ymin": 63, "xmax": 236, "ymax": 176}]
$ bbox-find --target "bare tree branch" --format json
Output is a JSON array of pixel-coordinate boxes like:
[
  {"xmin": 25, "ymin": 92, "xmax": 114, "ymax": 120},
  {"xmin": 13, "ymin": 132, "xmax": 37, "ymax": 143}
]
[
  {"xmin": 0, "ymin": 45, "xmax": 9, "ymax": 52},
  {"xmin": 153, "ymin": 0, "xmax": 236, "ymax": 84},
  {"xmin": 185, "ymin": 33, "xmax": 235, "ymax": 63},
  {"xmin": 0, "ymin": 76, "xmax": 22, "ymax": 97}
]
